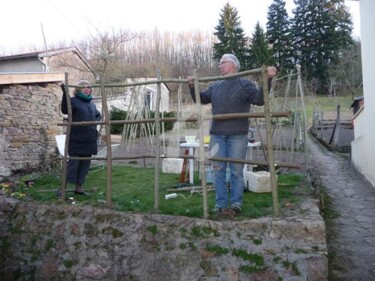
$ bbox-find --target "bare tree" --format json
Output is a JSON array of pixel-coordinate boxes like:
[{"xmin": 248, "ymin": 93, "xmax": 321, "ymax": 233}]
[{"xmin": 78, "ymin": 28, "xmax": 138, "ymax": 83}]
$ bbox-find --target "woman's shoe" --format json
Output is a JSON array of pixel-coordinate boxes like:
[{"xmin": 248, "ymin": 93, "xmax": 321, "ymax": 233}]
[{"xmin": 74, "ymin": 190, "xmax": 88, "ymax": 195}]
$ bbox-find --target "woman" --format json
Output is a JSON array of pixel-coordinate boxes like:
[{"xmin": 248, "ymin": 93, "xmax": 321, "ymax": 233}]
[{"xmin": 60, "ymin": 80, "xmax": 101, "ymax": 195}]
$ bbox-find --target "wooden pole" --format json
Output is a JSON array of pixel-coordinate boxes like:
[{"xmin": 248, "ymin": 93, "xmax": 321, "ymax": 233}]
[
  {"xmin": 153, "ymin": 71, "xmax": 162, "ymax": 211},
  {"xmin": 78, "ymin": 68, "xmax": 262, "ymax": 89},
  {"xmin": 296, "ymin": 65, "xmax": 309, "ymax": 168},
  {"xmin": 334, "ymin": 105, "xmax": 341, "ymax": 147},
  {"xmin": 100, "ymin": 76, "xmax": 113, "ymax": 208},
  {"xmin": 193, "ymin": 69, "xmax": 209, "ymax": 219},
  {"xmin": 60, "ymin": 72, "xmax": 71, "ymax": 201},
  {"xmin": 320, "ymin": 111, "xmax": 324, "ymax": 139},
  {"xmin": 57, "ymin": 111, "xmax": 290, "ymax": 127},
  {"xmin": 261, "ymin": 65, "xmax": 279, "ymax": 217}
]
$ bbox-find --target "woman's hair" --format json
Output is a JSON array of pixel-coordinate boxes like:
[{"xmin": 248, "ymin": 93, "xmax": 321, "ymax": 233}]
[{"xmin": 73, "ymin": 80, "xmax": 92, "ymax": 96}]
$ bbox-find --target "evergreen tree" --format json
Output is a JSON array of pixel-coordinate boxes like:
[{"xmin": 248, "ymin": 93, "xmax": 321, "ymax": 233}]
[
  {"xmin": 248, "ymin": 22, "xmax": 274, "ymax": 69},
  {"xmin": 266, "ymin": 0, "xmax": 294, "ymax": 75},
  {"xmin": 213, "ymin": 2, "xmax": 248, "ymax": 70},
  {"xmin": 292, "ymin": 0, "xmax": 353, "ymax": 93}
]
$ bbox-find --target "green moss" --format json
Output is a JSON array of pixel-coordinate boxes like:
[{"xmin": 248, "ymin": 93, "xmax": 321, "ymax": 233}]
[
  {"xmin": 73, "ymin": 242, "xmax": 81, "ymax": 250},
  {"xmin": 282, "ymin": 260, "xmax": 291, "ymax": 268},
  {"xmin": 179, "ymin": 243, "xmax": 187, "ymax": 250},
  {"xmin": 191, "ymin": 226, "xmax": 219, "ymax": 238},
  {"xmin": 0, "ymin": 236, "xmax": 10, "ymax": 246},
  {"xmin": 31, "ymin": 235, "xmax": 37, "ymax": 246},
  {"xmin": 232, "ymin": 249, "xmax": 264, "ymax": 266},
  {"xmin": 95, "ymin": 213, "xmax": 113, "ymax": 223},
  {"xmin": 178, "ymin": 227, "xmax": 189, "ymax": 239},
  {"xmin": 282, "ymin": 260, "xmax": 301, "ymax": 276},
  {"xmin": 11, "ymin": 214, "xmax": 27, "ymax": 234},
  {"xmin": 205, "ymin": 244, "xmax": 229, "ymax": 255},
  {"xmin": 100, "ymin": 227, "xmax": 124, "ymax": 238},
  {"xmin": 112, "ymin": 228, "xmax": 124, "ymax": 238},
  {"xmin": 45, "ymin": 239, "xmax": 54, "ymax": 251},
  {"xmin": 57, "ymin": 210, "xmax": 66, "ymax": 220},
  {"xmin": 165, "ymin": 245, "xmax": 175, "ymax": 251},
  {"xmin": 63, "ymin": 259, "xmax": 74, "ymax": 268},
  {"xmin": 312, "ymin": 246, "xmax": 320, "ymax": 252},
  {"xmin": 252, "ymin": 238, "xmax": 262, "ymax": 245},
  {"xmin": 72, "ymin": 209, "xmax": 82, "ymax": 217},
  {"xmin": 147, "ymin": 225, "xmax": 158, "ymax": 235},
  {"xmin": 31, "ymin": 251, "xmax": 41, "ymax": 262},
  {"xmin": 188, "ymin": 242, "xmax": 197, "ymax": 251},
  {"xmin": 321, "ymin": 192, "xmax": 340, "ymax": 219},
  {"xmin": 199, "ymin": 260, "xmax": 217, "ymax": 276},
  {"xmin": 84, "ymin": 223, "xmax": 99, "ymax": 237},
  {"xmin": 294, "ymin": 248, "xmax": 308, "ymax": 254}
]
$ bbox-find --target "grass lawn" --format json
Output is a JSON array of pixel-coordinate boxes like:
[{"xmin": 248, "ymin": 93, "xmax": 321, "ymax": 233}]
[{"xmin": 18, "ymin": 165, "xmax": 310, "ymax": 220}]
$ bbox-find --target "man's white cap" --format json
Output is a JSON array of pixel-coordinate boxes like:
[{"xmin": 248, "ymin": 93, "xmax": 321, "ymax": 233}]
[{"xmin": 220, "ymin": 54, "xmax": 240, "ymax": 70}]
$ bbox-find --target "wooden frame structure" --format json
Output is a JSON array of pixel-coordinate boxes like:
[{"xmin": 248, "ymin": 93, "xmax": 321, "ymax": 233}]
[{"xmin": 59, "ymin": 66, "xmax": 302, "ymax": 218}]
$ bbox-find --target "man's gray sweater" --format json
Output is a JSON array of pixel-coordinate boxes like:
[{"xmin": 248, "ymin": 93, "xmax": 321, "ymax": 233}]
[{"xmin": 190, "ymin": 77, "xmax": 265, "ymax": 135}]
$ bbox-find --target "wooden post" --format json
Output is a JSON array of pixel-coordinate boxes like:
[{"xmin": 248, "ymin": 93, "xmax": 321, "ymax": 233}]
[
  {"xmin": 60, "ymin": 72, "xmax": 71, "ymax": 201},
  {"xmin": 296, "ymin": 65, "xmax": 308, "ymax": 168},
  {"xmin": 193, "ymin": 69, "xmax": 209, "ymax": 219},
  {"xmin": 334, "ymin": 105, "xmax": 341, "ymax": 147},
  {"xmin": 320, "ymin": 111, "xmax": 324, "ymax": 139},
  {"xmin": 261, "ymin": 65, "xmax": 279, "ymax": 217},
  {"xmin": 99, "ymin": 76, "xmax": 113, "ymax": 208},
  {"xmin": 153, "ymin": 71, "xmax": 162, "ymax": 211}
]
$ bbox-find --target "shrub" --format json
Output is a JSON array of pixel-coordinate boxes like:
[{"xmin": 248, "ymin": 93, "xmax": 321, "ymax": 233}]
[{"xmin": 109, "ymin": 107, "xmax": 176, "ymax": 135}]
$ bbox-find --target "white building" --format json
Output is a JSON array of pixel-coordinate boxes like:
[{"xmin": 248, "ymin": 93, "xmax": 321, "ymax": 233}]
[
  {"xmin": 93, "ymin": 78, "xmax": 170, "ymax": 113},
  {"xmin": 351, "ymin": 0, "xmax": 375, "ymax": 187}
]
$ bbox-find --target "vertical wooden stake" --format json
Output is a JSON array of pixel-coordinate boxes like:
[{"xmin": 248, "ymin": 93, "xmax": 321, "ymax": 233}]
[
  {"xmin": 154, "ymin": 71, "xmax": 162, "ymax": 211},
  {"xmin": 261, "ymin": 65, "xmax": 279, "ymax": 217},
  {"xmin": 193, "ymin": 69, "xmax": 209, "ymax": 219}
]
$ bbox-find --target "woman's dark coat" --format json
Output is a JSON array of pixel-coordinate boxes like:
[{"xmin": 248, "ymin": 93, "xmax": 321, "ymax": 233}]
[{"xmin": 61, "ymin": 85, "xmax": 101, "ymax": 156}]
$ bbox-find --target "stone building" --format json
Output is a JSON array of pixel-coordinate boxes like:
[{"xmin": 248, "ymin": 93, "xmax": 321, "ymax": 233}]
[
  {"xmin": 0, "ymin": 74, "xmax": 65, "ymax": 179},
  {"xmin": 0, "ymin": 47, "xmax": 98, "ymax": 179}
]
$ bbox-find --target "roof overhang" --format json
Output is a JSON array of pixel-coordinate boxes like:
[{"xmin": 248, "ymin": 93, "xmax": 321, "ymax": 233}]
[{"xmin": 0, "ymin": 73, "xmax": 64, "ymax": 85}]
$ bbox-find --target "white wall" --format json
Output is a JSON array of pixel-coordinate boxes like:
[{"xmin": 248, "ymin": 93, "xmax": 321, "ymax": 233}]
[
  {"xmin": 352, "ymin": 0, "xmax": 375, "ymax": 186},
  {"xmin": 93, "ymin": 81, "xmax": 170, "ymax": 114},
  {"xmin": 0, "ymin": 58, "xmax": 45, "ymax": 73}
]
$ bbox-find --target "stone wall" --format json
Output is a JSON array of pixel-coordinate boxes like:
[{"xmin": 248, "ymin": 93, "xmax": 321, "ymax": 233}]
[
  {"xmin": 0, "ymin": 83, "xmax": 63, "ymax": 179},
  {"xmin": 0, "ymin": 192, "xmax": 328, "ymax": 281}
]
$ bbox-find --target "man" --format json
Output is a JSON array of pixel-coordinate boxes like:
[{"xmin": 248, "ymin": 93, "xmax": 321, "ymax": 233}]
[{"xmin": 187, "ymin": 54, "xmax": 277, "ymax": 215}]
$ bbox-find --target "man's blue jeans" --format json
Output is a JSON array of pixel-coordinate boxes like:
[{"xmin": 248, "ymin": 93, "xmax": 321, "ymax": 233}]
[{"xmin": 209, "ymin": 134, "xmax": 248, "ymax": 209}]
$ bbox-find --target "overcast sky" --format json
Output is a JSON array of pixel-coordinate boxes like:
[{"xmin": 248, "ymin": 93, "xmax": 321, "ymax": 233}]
[{"xmin": 0, "ymin": 0, "xmax": 360, "ymax": 55}]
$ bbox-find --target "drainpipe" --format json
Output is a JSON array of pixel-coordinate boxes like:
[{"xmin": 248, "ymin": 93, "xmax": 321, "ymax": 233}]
[{"xmin": 38, "ymin": 57, "xmax": 49, "ymax": 73}]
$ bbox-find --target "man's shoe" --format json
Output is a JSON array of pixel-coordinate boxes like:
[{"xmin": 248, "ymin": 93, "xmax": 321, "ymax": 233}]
[
  {"xmin": 212, "ymin": 207, "xmax": 236, "ymax": 218},
  {"xmin": 230, "ymin": 204, "xmax": 242, "ymax": 214},
  {"xmin": 212, "ymin": 207, "xmax": 222, "ymax": 214}
]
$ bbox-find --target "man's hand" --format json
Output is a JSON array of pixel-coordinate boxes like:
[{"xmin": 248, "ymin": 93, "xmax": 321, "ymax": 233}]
[
  {"xmin": 187, "ymin": 76, "xmax": 194, "ymax": 88},
  {"xmin": 267, "ymin": 66, "xmax": 277, "ymax": 79}
]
